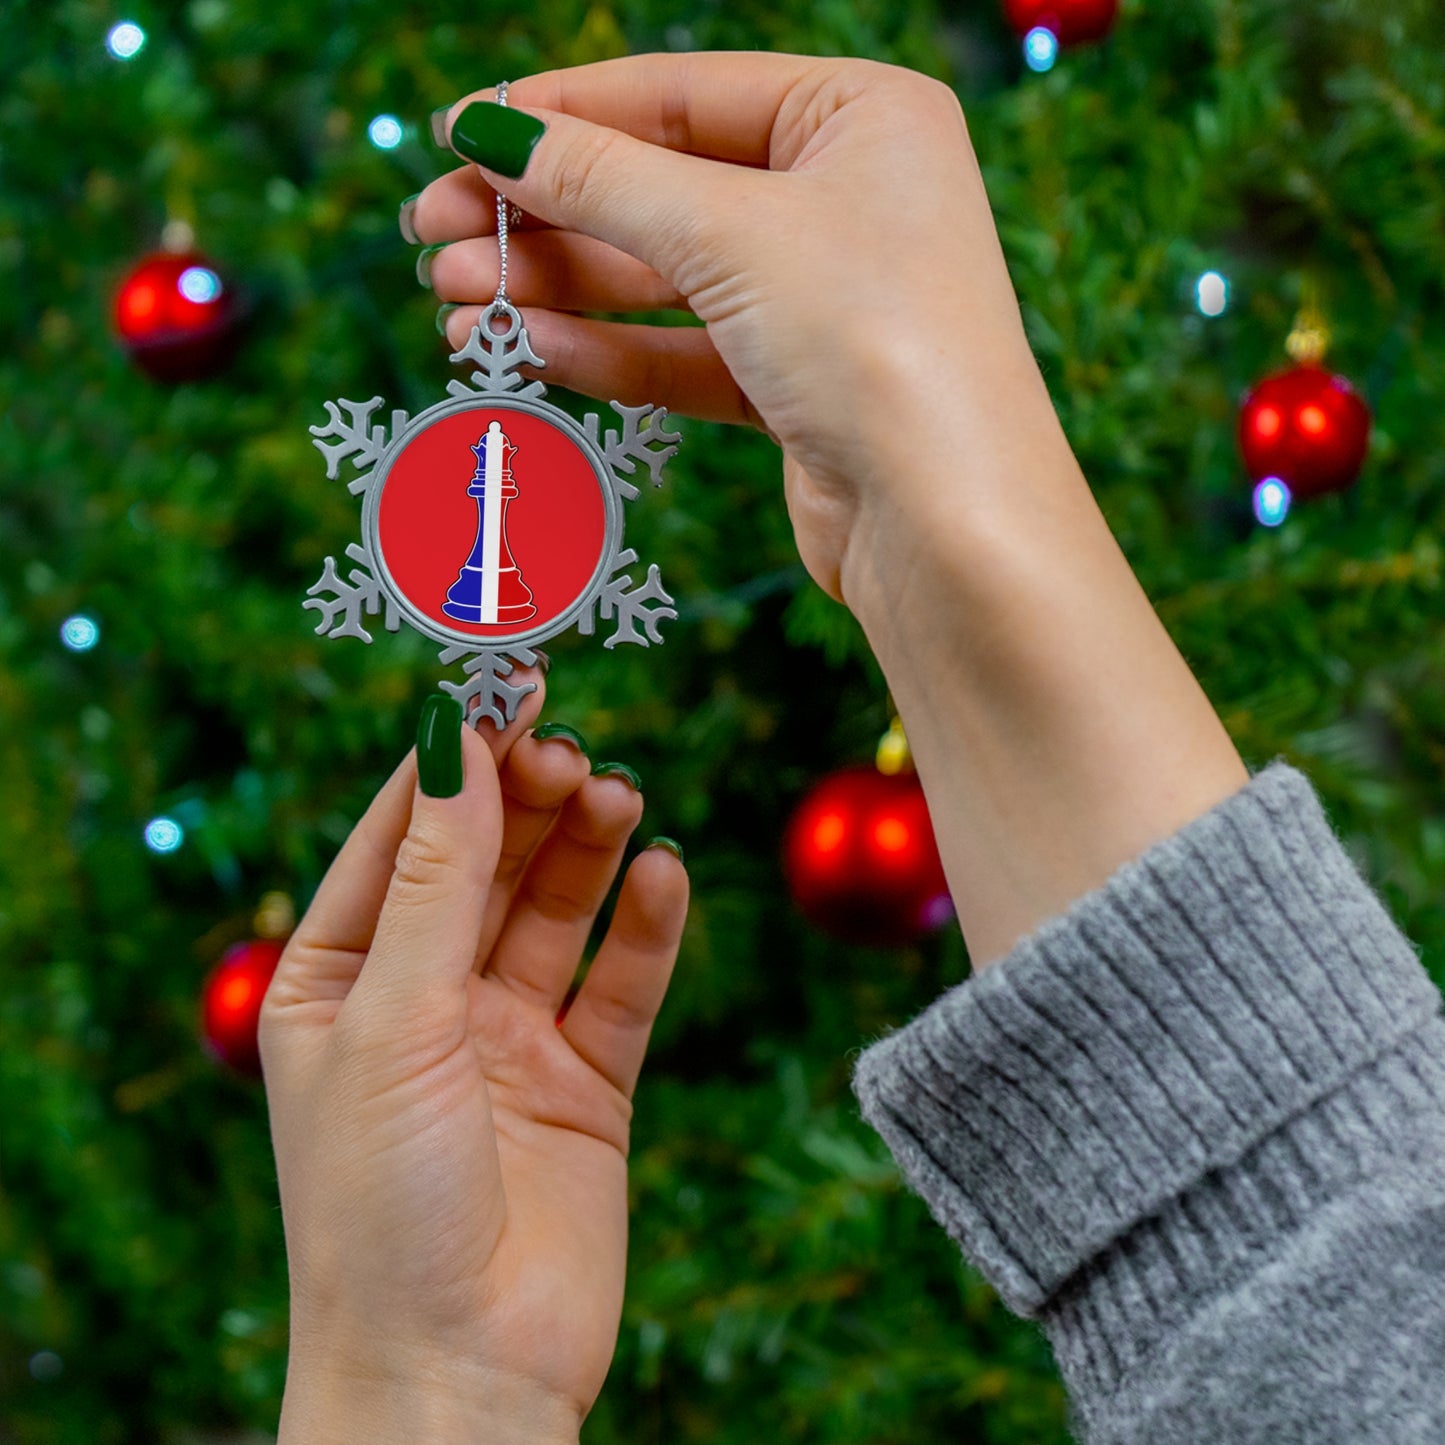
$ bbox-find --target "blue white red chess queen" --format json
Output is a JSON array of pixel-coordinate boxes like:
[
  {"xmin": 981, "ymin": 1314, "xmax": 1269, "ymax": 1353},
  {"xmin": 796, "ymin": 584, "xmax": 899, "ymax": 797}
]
[{"xmin": 304, "ymin": 302, "xmax": 681, "ymax": 728}]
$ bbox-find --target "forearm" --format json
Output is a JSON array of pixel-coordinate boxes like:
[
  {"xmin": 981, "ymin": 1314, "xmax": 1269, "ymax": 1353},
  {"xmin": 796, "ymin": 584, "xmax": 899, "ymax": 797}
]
[
  {"xmin": 841, "ymin": 361, "xmax": 1250, "ymax": 971},
  {"xmin": 278, "ymin": 1346, "xmax": 582, "ymax": 1445}
]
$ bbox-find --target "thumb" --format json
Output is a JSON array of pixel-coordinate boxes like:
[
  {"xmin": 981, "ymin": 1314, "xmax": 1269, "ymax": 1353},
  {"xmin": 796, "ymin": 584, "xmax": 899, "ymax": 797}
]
[
  {"xmin": 441, "ymin": 95, "xmax": 758, "ymax": 291},
  {"xmin": 345, "ymin": 695, "xmax": 503, "ymax": 1034}
]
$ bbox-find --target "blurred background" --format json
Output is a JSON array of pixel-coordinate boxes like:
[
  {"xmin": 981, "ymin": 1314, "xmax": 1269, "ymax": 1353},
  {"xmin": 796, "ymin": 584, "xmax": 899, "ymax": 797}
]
[{"xmin": 3, "ymin": 0, "xmax": 1444, "ymax": 1440}]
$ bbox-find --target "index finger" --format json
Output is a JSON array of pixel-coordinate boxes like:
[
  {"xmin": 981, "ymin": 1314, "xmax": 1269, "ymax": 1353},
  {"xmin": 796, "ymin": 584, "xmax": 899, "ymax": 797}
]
[{"xmin": 453, "ymin": 51, "xmax": 850, "ymax": 168}]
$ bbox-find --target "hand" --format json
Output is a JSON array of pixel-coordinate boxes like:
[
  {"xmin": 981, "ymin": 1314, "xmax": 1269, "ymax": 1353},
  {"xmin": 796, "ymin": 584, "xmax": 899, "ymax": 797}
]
[
  {"xmin": 411, "ymin": 53, "xmax": 1057, "ymax": 605},
  {"xmin": 259, "ymin": 677, "xmax": 689, "ymax": 1441}
]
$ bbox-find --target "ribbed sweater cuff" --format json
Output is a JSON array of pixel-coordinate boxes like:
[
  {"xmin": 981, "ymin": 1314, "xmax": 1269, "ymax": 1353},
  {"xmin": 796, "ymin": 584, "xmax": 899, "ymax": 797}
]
[{"xmin": 849, "ymin": 757, "xmax": 1444, "ymax": 1318}]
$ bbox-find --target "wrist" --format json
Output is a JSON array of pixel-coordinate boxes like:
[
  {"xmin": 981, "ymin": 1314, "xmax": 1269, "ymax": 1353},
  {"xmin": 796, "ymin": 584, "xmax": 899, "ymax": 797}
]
[{"xmin": 279, "ymin": 1344, "xmax": 582, "ymax": 1445}]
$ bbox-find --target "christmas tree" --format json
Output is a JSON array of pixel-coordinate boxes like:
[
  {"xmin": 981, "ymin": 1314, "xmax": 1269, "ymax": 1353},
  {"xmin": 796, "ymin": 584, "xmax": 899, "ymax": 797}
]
[{"xmin": 3, "ymin": 0, "xmax": 1443, "ymax": 1441}]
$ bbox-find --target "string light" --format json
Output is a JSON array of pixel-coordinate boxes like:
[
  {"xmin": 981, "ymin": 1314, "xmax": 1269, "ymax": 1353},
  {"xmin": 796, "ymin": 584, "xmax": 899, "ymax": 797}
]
[
  {"xmin": 1024, "ymin": 27, "xmax": 1059, "ymax": 72},
  {"xmin": 144, "ymin": 817, "xmax": 184, "ymax": 853},
  {"xmin": 60, "ymin": 615, "xmax": 100, "ymax": 651},
  {"xmin": 105, "ymin": 21, "xmax": 146, "ymax": 59},
  {"xmin": 367, "ymin": 114, "xmax": 404, "ymax": 150},
  {"xmin": 1196, "ymin": 270, "xmax": 1229, "ymax": 317},
  {"xmin": 1253, "ymin": 477, "xmax": 1291, "ymax": 528}
]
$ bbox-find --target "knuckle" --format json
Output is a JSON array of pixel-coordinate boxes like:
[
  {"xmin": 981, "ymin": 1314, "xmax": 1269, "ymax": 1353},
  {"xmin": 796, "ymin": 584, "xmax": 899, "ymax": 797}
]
[
  {"xmin": 389, "ymin": 822, "xmax": 466, "ymax": 899},
  {"xmin": 548, "ymin": 125, "xmax": 624, "ymax": 219}
]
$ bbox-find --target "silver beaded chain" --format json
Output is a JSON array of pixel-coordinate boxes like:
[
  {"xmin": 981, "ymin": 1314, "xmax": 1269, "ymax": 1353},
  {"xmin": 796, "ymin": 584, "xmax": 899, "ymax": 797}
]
[{"xmin": 491, "ymin": 82, "xmax": 523, "ymax": 318}]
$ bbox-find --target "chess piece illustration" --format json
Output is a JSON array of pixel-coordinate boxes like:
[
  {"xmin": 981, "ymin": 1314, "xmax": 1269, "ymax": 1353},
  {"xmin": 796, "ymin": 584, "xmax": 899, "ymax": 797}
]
[{"xmin": 442, "ymin": 422, "xmax": 536, "ymax": 624}]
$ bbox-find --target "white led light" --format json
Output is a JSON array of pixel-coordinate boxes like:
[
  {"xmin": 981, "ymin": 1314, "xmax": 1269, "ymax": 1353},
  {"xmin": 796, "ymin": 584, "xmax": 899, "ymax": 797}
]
[
  {"xmin": 178, "ymin": 266, "xmax": 222, "ymax": 303},
  {"xmin": 1196, "ymin": 270, "xmax": 1229, "ymax": 317},
  {"xmin": 106, "ymin": 21, "xmax": 146, "ymax": 59},
  {"xmin": 60, "ymin": 615, "xmax": 100, "ymax": 651},
  {"xmin": 1024, "ymin": 26, "xmax": 1059, "ymax": 72},
  {"xmin": 368, "ymin": 114, "xmax": 404, "ymax": 150},
  {"xmin": 144, "ymin": 817, "xmax": 185, "ymax": 853},
  {"xmin": 1253, "ymin": 477, "xmax": 1291, "ymax": 528}
]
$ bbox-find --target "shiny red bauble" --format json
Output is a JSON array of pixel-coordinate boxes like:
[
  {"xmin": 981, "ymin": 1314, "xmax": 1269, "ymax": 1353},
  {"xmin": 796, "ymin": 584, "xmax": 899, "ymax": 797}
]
[
  {"xmin": 200, "ymin": 939, "xmax": 284, "ymax": 1077},
  {"xmin": 783, "ymin": 766, "xmax": 954, "ymax": 947},
  {"xmin": 113, "ymin": 250, "xmax": 240, "ymax": 382},
  {"xmin": 1238, "ymin": 362, "xmax": 1372, "ymax": 500},
  {"xmin": 1003, "ymin": 0, "xmax": 1119, "ymax": 44}
]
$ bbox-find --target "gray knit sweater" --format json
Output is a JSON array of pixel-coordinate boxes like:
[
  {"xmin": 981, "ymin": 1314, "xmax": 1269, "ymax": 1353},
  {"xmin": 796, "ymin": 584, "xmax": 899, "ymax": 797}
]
[{"xmin": 849, "ymin": 758, "xmax": 1445, "ymax": 1442}]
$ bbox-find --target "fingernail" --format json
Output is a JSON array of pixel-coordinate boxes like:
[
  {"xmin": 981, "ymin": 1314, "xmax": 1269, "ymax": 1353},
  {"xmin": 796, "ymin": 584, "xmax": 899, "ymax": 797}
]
[
  {"xmin": 532, "ymin": 722, "xmax": 589, "ymax": 756},
  {"xmin": 531, "ymin": 648, "xmax": 551, "ymax": 676},
  {"xmin": 450, "ymin": 100, "xmax": 546, "ymax": 179},
  {"xmin": 435, "ymin": 302, "xmax": 460, "ymax": 337},
  {"xmin": 416, "ymin": 242, "xmax": 448, "ymax": 290},
  {"xmin": 644, "ymin": 836, "xmax": 684, "ymax": 865},
  {"xmin": 430, "ymin": 105, "xmax": 452, "ymax": 148},
  {"xmin": 591, "ymin": 760, "xmax": 641, "ymax": 791},
  {"xmin": 398, "ymin": 193, "xmax": 422, "ymax": 245},
  {"xmin": 417, "ymin": 693, "xmax": 464, "ymax": 798}
]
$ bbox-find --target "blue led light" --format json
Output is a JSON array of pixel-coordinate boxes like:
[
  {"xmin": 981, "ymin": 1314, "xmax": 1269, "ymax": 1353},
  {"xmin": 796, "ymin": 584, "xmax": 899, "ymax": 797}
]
[
  {"xmin": 1024, "ymin": 26, "xmax": 1059, "ymax": 72},
  {"xmin": 1253, "ymin": 477, "xmax": 1292, "ymax": 528},
  {"xmin": 178, "ymin": 266, "xmax": 222, "ymax": 303},
  {"xmin": 1196, "ymin": 270, "xmax": 1229, "ymax": 317},
  {"xmin": 144, "ymin": 817, "xmax": 185, "ymax": 853},
  {"xmin": 60, "ymin": 615, "xmax": 100, "ymax": 651},
  {"xmin": 106, "ymin": 21, "xmax": 146, "ymax": 59},
  {"xmin": 368, "ymin": 114, "xmax": 404, "ymax": 150}
]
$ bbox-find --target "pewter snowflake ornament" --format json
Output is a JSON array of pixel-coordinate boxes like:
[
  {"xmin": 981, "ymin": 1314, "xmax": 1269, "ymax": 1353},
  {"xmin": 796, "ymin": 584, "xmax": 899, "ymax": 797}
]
[{"xmin": 304, "ymin": 302, "xmax": 681, "ymax": 728}]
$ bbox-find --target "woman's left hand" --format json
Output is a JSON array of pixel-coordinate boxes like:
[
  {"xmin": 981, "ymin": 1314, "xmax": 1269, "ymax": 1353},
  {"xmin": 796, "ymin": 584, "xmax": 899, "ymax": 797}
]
[{"xmin": 259, "ymin": 677, "xmax": 689, "ymax": 1442}]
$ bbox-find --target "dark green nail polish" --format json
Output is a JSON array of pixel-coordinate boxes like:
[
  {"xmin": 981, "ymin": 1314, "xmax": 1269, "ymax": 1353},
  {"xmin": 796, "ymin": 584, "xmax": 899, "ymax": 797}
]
[
  {"xmin": 417, "ymin": 694, "xmax": 464, "ymax": 797},
  {"xmin": 435, "ymin": 302, "xmax": 460, "ymax": 337},
  {"xmin": 533, "ymin": 722, "xmax": 589, "ymax": 756},
  {"xmin": 398, "ymin": 193, "xmax": 422, "ymax": 245},
  {"xmin": 450, "ymin": 101, "xmax": 546, "ymax": 179},
  {"xmin": 644, "ymin": 836, "xmax": 684, "ymax": 865},
  {"xmin": 591, "ymin": 760, "xmax": 641, "ymax": 791},
  {"xmin": 430, "ymin": 105, "xmax": 452, "ymax": 148},
  {"xmin": 416, "ymin": 242, "xmax": 448, "ymax": 289}
]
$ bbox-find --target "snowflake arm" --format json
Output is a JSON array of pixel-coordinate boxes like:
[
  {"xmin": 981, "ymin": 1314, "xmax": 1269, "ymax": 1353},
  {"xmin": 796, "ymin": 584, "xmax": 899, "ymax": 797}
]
[
  {"xmin": 303, "ymin": 543, "xmax": 400, "ymax": 642},
  {"xmin": 309, "ymin": 398, "xmax": 409, "ymax": 491},
  {"xmin": 583, "ymin": 402, "xmax": 682, "ymax": 501},
  {"xmin": 447, "ymin": 315, "xmax": 547, "ymax": 401},
  {"xmin": 436, "ymin": 645, "xmax": 541, "ymax": 730},
  {"xmin": 578, "ymin": 549, "xmax": 677, "ymax": 647}
]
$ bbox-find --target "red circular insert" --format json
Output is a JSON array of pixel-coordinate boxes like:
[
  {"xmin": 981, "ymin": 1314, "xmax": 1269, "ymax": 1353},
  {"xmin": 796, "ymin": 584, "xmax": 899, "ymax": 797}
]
[{"xmin": 377, "ymin": 406, "xmax": 608, "ymax": 641}]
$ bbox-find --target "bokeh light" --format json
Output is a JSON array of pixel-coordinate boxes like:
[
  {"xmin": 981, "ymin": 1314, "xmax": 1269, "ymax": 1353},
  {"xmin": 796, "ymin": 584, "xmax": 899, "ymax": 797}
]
[
  {"xmin": 105, "ymin": 21, "xmax": 146, "ymax": 59},
  {"xmin": 1253, "ymin": 476, "xmax": 1292, "ymax": 528},
  {"xmin": 144, "ymin": 817, "xmax": 185, "ymax": 853},
  {"xmin": 1024, "ymin": 27, "xmax": 1059, "ymax": 72},
  {"xmin": 368, "ymin": 114, "xmax": 404, "ymax": 150},
  {"xmin": 60, "ymin": 615, "xmax": 100, "ymax": 651},
  {"xmin": 178, "ymin": 266, "xmax": 222, "ymax": 304},
  {"xmin": 1196, "ymin": 270, "xmax": 1229, "ymax": 317}
]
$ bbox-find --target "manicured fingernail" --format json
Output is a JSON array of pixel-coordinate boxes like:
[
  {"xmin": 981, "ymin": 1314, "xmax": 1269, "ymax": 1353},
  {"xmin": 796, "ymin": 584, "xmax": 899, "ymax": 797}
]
[
  {"xmin": 430, "ymin": 105, "xmax": 452, "ymax": 148},
  {"xmin": 644, "ymin": 836, "xmax": 684, "ymax": 864},
  {"xmin": 531, "ymin": 648, "xmax": 551, "ymax": 676},
  {"xmin": 450, "ymin": 100, "xmax": 546, "ymax": 179},
  {"xmin": 532, "ymin": 722, "xmax": 589, "ymax": 756},
  {"xmin": 435, "ymin": 302, "xmax": 460, "ymax": 337},
  {"xmin": 417, "ymin": 694, "xmax": 464, "ymax": 797},
  {"xmin": 416, "ymin": 242, "xmax": 448, "ymax": 290},
  {"xmin": 591, "ymin": 760, "xmax": 641, "ymax": 791},
  {"xmin": 398, "ymin": 193, "xmax": 422, "ymax": 245}
]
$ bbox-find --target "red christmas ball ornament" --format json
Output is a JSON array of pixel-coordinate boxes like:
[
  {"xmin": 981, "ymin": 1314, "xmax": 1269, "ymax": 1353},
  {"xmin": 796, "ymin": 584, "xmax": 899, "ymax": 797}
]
[
  {"xmin": 200, "ymin": 939, "xmax": 284, "ymax": 1077},
  {"xmin": 113, "ymin": 250, "xmax": 240, "ymax": 382},
  {"xmin": 1003, "ymin": 0, "xmax": 1119, "ymax": 46},
  {"xmin": 1238, "ymin": 362, "xmax": 1372, "ymax": 501},
  {"xmin": 783, "ymin": 765, "xmax": 954, "ymax": 947}
]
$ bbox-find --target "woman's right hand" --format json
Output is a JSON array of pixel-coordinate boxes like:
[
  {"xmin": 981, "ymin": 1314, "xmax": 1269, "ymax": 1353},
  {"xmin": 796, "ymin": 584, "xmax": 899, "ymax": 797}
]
[{"xmin": 410, "ymin": 53, "xmax": 1060, "ymax": 607}]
